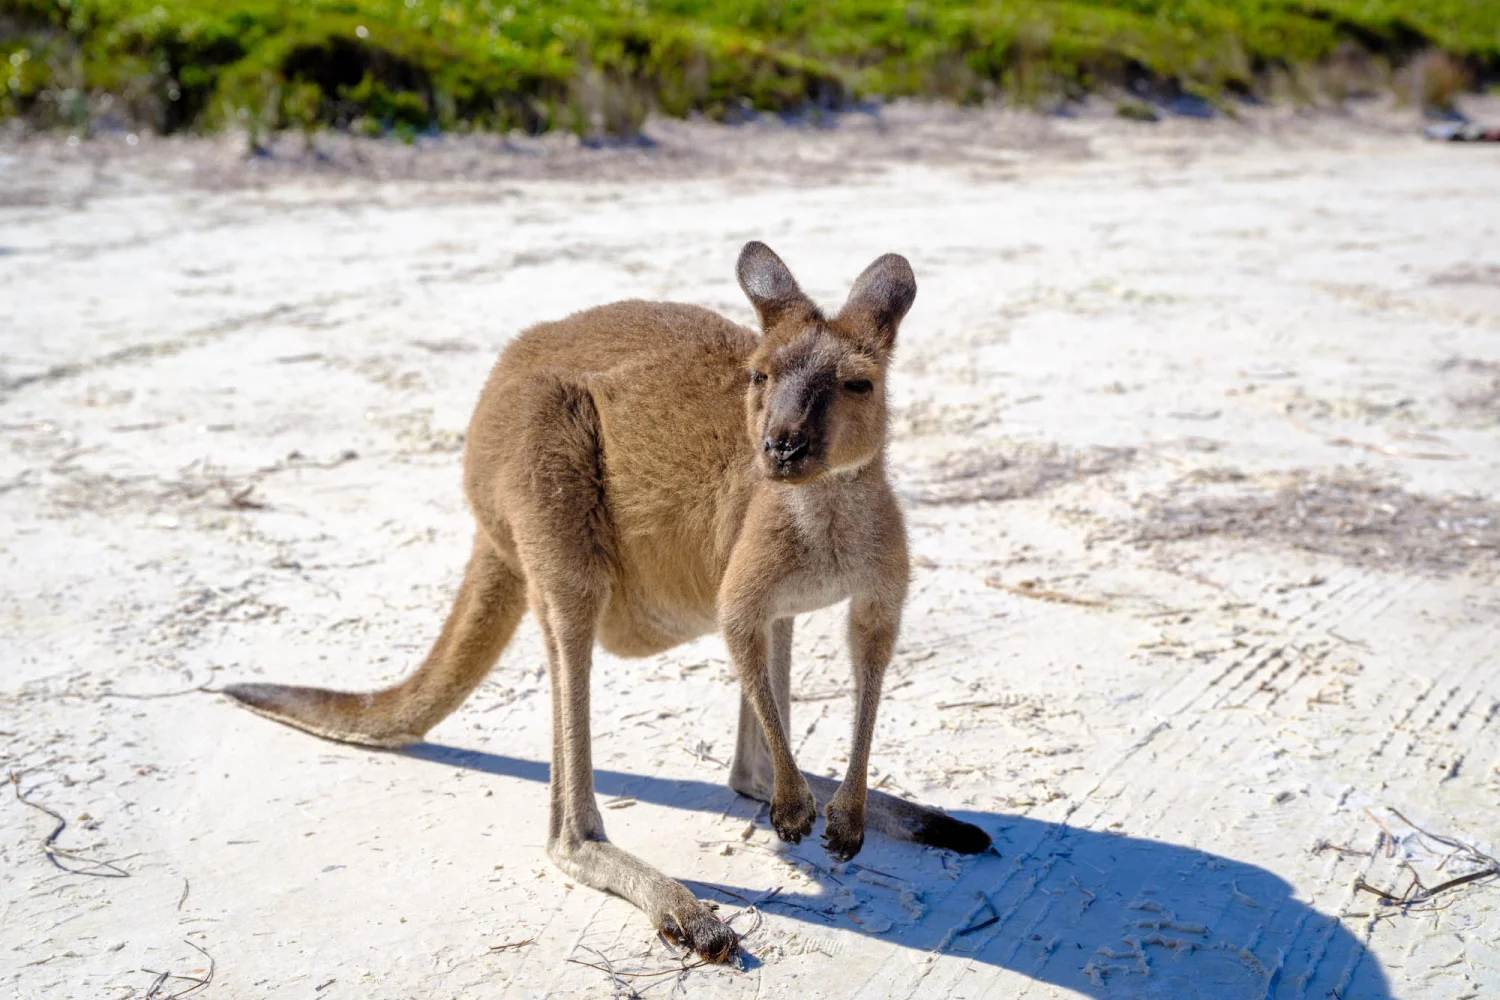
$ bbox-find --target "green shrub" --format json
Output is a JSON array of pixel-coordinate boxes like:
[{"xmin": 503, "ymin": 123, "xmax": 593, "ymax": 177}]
[{"xmin": 1, "ymin": 0, "xmax": 1494, "ymax": 137}]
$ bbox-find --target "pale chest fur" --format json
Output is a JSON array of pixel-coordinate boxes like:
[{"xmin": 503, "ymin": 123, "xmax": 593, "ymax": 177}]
[{"xmin": 771, "ymin": 475, "xmax": 894, "ymax": 618}]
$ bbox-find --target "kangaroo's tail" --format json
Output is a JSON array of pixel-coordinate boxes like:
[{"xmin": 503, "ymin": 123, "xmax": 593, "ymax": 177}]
[
  {"xmin": 224, "ymin": 539, "xmax": 526, "ymax": 748},
  {"xmin": 223, "ymin": 681, "xmax": 429, "ymax": 747}
]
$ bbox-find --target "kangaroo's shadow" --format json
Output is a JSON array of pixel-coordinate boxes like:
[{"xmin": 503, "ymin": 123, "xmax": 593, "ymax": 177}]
[{"xmin": 403, "ymin": 742, "xmax": 1389, "ymax": 999}]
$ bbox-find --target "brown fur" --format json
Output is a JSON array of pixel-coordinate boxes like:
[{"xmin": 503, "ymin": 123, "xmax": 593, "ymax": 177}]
[{"xmin": 224, "ymin": 242, "xmax": 991, "ymax": 962}]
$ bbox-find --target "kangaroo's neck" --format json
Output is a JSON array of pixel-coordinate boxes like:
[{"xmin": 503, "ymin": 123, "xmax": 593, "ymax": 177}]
[{"xmin": 777, "ymin": 455, "xmax": 891, "ymax": 551}]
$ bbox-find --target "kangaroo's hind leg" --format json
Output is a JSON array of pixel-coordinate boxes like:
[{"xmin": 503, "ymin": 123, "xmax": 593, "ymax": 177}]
[
  {"xmin": 530, "ymin": 578, "xmax": 736, "ymax": 962},
  {"xmin": 507, "ymin": 377, "xmax": 738, "ymax": 963},
  {"xmin": 224, "ymin": 533, "xmax": 526, "ymax": 747}
]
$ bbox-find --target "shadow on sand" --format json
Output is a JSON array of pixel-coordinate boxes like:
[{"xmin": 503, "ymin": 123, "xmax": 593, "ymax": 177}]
[{"xmin": 402, "ymin": 742, "xmax": 1389, "ymax": 999}]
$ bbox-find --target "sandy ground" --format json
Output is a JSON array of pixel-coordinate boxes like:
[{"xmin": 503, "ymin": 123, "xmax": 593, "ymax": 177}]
[{"xmin": 2, "ymin": 99, "xmax": 1499, "ymax": 999}]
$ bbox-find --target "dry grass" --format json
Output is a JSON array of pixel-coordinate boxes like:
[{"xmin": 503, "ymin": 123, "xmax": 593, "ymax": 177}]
[
  {"xmin": 1137, "ymin": 470, "xmax": 1500, "ymax": 574},
  {"xmin": 1428, "ymin": 264, "xmax": 1500, "ymax": 287},
  {"xmin": 1439, "ymin": 357, "xmax": 1500, "ymax": 422},
  {"xmin": 47, "ymin": 459, "xmax": 269, "ymax": 515},
  {"xmin": 901, "ymin": 441, "xmax": 1133, "ymax": 507}
]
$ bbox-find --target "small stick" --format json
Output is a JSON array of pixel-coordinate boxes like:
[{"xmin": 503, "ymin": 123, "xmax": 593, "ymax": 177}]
[
  {"xmin": 956, "ymin": 913, "xmax": 999, "ymax": 936},
  {"xmin": 177, "ymin": 878, "xmax": 190, "ymax": 911},
  {"xmin": 1401, "ymin": 860, "xmax": 1429, "ymax": 897},
  {"xmin": 955, "ymin": 892, "xmax": 1001, "ymax": 936},
  {"xmin": 1387, "ymin": 807, "xmax": 1495, "ymax": 862},
  {"xmin": 178, "ymin": 940, "xmax": 216, "ymax": 999},
  {"xmin": 101, "ymin": 682, "xmax": 217, "ymax": 700},
  {"xmin": 984, "ymin": 577, "xmax": 1104, "ymax": 607},
  {"xmin": 850, "ymin": 862, "xmax": 902, "ymax": 882},
  {"xmin": 220, "ymin": 479, "xmax": 268, "ymax": 510},
  {"xmin": 140, "ymin": 940, "xmax": 214, "ymax": 1000},
  {"xmin": 566, "ymin": 942, "xmax": 708, "ymax": 990},
  {"xmin": 790, "ymin": 689, "xmax": 850, "ymax": 702},
  {"xmin": 1354, "ymin": 868, "xmax": 1498, "ymax": 908},
  {"xmin": 1361, "ymin": 807, "xmax": 1398, "ymax": 858},
  {"xmin": 9, "ymin": 772, "xmax": 129, "ymax": 878},
  {"xmin": 488, "ymin": 939, "xmax": 534, "ymax": 952},
  {"xmin": 1415, "ymin": 867, "xmax": 1500, "ymax": 901},
  {"xmin": 1352, "ymin": 880, "xmax": 1402, "ymax": 905}
]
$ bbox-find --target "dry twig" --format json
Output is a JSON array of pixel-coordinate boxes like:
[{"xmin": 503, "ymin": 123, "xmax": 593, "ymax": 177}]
[
  {"xmin": 1352, "ymin": 808, "xmax": 1499, "ymax": 912},
  {"xmin": 100, "ymin": 682, "xmax": 218, "ymax": 701},
  {"xmin": 142, "ymin": 940, "xmax": 214, "ymax": 999},
  {"xmin": 936, "ymin": 698, "xmax": 1024, "ymax": 711},
  {"xmin": 9, "ymin": 772, "xmax": 129, "ymax": 877},
  {"xmin": 955, "ymin": 892, "xmax": 1001, "ymax": 936},
  {"xmin": 985, "ymin": 577, "xmax": 1104, "ymax": 607},
  {"xmin": 566, "ymin": 944, "xmax": 708, "ymax": 998}
]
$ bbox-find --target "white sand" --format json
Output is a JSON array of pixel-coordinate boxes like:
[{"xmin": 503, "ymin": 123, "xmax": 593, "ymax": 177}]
[{"xmin": 3, "ymin": 100, "xmax": 1498, "ymax": 999}]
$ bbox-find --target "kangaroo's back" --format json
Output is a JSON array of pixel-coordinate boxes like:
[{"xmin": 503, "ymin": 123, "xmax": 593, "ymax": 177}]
[{"xmin": 487, "ymin": 300, "xmax": 755, "ymax": 381}]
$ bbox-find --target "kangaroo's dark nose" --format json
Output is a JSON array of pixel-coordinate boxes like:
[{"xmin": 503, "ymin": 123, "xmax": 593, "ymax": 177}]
[{"xmin": 763, "ymin": 435, "xmax": 809, "ymax": 464}]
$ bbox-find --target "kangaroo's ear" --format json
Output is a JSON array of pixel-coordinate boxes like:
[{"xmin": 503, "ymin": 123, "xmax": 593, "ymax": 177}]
[
  {"xmin": 737, "ymin": 241, "xmax": 819, "ymax": 331},
  {"xmin": 837, "ymin": 253, "xmax": 916, "ymax": 351}
]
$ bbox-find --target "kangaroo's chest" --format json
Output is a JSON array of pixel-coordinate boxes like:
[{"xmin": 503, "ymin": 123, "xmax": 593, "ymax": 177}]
[{"xmin": 769, "ymin": 493, "xmax": 878, "ymax": 617}]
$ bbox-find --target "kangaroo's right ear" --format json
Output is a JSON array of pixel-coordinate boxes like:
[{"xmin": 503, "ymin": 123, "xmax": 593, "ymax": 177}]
[{"xmin": 737, "ymin": 241, "xmax": 819, "ymax": 331}]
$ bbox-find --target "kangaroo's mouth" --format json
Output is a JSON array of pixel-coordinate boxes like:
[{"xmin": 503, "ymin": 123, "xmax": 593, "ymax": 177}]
[{"xmin": 762, "ymin": 454, "xmax": 825, "ymax": 485}]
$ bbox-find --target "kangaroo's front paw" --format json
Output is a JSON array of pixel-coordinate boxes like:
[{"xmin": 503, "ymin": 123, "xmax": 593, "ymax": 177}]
[
  {"xmin": 770, "ymin": 783, "xmax": 816, "ymax": 844},
  {"xmin": 822, "ymin": 800, "xmax": 865, "ymax": 862},
  {"xmin": 659, "ymin": 902, "xmax": 739, "ymax": 964}
]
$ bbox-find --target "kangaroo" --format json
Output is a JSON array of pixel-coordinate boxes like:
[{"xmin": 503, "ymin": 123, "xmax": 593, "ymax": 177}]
[{"xmin": 224, "ymin": 242, "xmax": 991, "ymax": 962}]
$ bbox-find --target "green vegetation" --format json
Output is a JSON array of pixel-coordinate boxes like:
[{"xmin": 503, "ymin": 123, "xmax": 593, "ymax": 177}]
[{"xmin": 2, "ymin": 1, "xmax": 1497, "ymax": 137}]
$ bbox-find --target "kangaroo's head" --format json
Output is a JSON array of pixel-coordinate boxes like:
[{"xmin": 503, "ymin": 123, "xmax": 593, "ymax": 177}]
[{"xmin": 736, "ymin": 241, "xmax": 916, "ymax": 485}]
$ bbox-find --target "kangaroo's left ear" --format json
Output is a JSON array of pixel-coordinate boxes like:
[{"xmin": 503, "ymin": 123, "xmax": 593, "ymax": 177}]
[{"xmin": 837, "ymin": 253, "xmax": 916, "ymax": 351}]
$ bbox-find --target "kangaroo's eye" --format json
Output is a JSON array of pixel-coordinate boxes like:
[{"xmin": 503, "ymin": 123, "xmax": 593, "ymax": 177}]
[
  {"xmin": 749, "ymin": 371, "xmax": 767, "ymax": 385},
  {"xmin": 843, "ymin": 379, "xmax": 874, "ymax": 395}
]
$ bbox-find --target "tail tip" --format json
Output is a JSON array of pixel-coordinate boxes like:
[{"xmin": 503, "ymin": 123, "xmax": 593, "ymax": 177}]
[
  {"xmin": 222, "ymin": 681, "xmax": 289, "ymax": 714},
  {"xmin": 914, "ymin": 812, "xmax": 993, "ymax": 855},
  {"xmin": 221, "ymin": 681, "xmax": 420, "ymax": 749}
]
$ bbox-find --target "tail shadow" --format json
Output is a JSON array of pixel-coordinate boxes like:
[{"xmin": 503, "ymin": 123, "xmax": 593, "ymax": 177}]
[{"xmin": 402, "ymin": 742, "xmax": 1390, "ymax": 999}]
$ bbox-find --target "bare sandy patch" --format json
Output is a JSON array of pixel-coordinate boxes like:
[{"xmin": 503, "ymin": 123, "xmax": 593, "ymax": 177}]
[{"xmin": 4, "ymin": 98, "xmax": 1499, "ymax": 999}]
